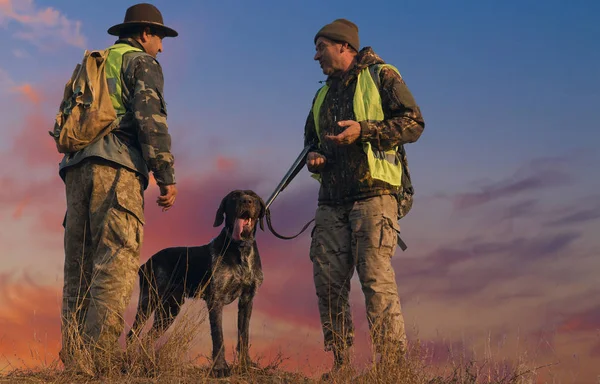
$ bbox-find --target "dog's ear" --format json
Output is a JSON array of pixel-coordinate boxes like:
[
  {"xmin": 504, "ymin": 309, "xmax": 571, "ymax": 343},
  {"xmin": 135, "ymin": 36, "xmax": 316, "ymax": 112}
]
[
  {"xmin": 258, "ymin": 197, "xmax": 266, "ymax": 231},
  {"xmin": 213, "ymin": 194, "xmax": 230, "ymax": 227}
]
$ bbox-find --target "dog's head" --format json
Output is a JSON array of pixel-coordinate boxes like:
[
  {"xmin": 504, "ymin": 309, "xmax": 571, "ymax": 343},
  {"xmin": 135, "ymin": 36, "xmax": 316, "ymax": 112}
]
[{"xmin": 213, "ymin": 190, "xmax": 266, "ymax": 241}]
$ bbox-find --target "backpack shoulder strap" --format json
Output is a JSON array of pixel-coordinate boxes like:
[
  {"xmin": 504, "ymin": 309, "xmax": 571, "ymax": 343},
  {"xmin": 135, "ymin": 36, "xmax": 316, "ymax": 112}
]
[
  {"xmin": 368, "ymin": 63, "xmax": 401, "ymax": 90},
  {"xmin": 368, "ymin": 64, "xmax": 383, "ymax": 89}
]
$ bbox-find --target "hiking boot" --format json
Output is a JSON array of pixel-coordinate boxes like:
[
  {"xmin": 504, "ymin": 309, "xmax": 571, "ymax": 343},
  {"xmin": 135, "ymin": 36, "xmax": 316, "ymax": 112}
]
[{"xmin": 320, "ymin": 348, "xmax": 354, "ymax": 381}]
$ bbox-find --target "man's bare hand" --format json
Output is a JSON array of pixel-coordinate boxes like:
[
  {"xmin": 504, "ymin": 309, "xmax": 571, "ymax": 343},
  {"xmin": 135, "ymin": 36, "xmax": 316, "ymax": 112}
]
[
  {"xmin": 306, "ymin": 152, "xmax": 327, "ymax": 173},
  {"xmin": 325, "ymin": 120, "xmax": 361, "ymax": 145},
  {"xmin": 157, "ymin": 184, "xmax": 177, "ymax": 211}
]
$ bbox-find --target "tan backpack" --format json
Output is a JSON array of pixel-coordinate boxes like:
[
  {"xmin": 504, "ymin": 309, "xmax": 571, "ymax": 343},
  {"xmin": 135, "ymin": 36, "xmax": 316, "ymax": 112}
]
[{"xmin": 49, "ymin": 49, "xmax": 120, "ymax": 153}]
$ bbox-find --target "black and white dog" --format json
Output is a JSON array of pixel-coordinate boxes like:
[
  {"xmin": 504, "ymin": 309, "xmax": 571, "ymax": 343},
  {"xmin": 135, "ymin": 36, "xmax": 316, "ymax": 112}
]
[{"xmin": 127, "ymin": 190, "xmax": 265, "ymax": 377}]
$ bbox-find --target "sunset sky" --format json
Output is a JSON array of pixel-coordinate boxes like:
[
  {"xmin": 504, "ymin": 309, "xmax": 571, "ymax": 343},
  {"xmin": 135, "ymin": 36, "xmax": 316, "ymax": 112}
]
[{"xmin": 0, "ymin": 0, "xmax": 598, "ymax": 382}]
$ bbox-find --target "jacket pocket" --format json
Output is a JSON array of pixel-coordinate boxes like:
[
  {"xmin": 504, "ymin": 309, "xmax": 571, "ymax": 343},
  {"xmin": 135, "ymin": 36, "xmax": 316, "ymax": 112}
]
[{"xmin": 115, "ymin": 171, "xmax": 145, "ymax": 225}]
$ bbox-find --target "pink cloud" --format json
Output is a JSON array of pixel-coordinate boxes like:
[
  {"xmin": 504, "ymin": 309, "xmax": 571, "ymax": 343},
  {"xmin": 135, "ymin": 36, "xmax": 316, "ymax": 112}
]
[
  {"xmin": 11, "ymin": 110, "xmax": 62, "ymax": 167},
  {"xmin": 215, "ymin": 156, "xmax": 238, "ymax": 172},
  {"xmin": 449, "ymin": 155, "xmax": 576, "ymax": 212},
  {"xmin": 0, "ymin": 176, "xmax": 63, "ymax": 221},
  {"xmin": 0, "ymin": 0, "xmax": 86, "ymax": 49},
  {"xmin": 453, "ymin": 170, "xmax": 571, "ymax": 210},
  {"xmin": 11, "ymin": 83, "xmax": 41, "ymax": 104},
  {"xmin": 556, "ymin": 307, "xmax": 600, "ymax": 334},
  {"xmin": 0, "ymin": 273, "xmax": 62, "ymax": 367},
  {"xmin": 11, "ymin": 195, "xmax": 30, "ymax": 219},
  {"xmin": 0, "ymin": 83, "xmax": 62, "ymax": 169}
]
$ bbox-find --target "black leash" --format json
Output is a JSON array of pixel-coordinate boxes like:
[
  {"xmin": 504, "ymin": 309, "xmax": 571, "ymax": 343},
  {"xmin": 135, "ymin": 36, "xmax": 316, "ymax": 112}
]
[
  {"xmin": 262, "ymin": 144, "xmax": 408, "ymax": 250},
  {"xmin": 265, "ymin": 207, "xmax": 407, "ymax": 250},
  {"xmin": 264, "ymin": 208, "xmax": 314, "ymax": 240}
]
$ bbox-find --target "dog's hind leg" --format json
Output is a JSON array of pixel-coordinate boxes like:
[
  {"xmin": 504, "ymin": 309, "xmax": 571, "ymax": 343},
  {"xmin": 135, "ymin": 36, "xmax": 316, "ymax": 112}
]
[{"xmin": 149, "ymin": 293, "xmax": 183, "ymax": 339}]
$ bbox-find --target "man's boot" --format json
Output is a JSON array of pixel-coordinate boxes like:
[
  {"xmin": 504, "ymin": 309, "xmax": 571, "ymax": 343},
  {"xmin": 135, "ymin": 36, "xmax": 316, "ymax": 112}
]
[
  {"xmin": 321, "ymin": 347, "xmax": 352, "ymax": 381},
  {"xmin": 333, "ymin": 347, "xmax": 350, "ymax": 369}
]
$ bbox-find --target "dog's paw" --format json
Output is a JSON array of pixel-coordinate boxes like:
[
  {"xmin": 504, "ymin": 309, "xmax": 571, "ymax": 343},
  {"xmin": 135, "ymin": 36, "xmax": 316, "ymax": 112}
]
[{"xmin": 210, "ymin": 362, "xmax": 231, "ymax": 378}]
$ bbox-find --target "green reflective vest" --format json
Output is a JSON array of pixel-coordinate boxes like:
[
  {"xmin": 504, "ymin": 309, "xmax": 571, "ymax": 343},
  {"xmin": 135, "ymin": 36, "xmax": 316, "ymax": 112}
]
[
  {"xmin": 104, "ymin": 43, "xmax": 143, "ymax": 115},
  {"xmin": 312, "ymin": 64, "xmax": 402, "ymax": 187}
]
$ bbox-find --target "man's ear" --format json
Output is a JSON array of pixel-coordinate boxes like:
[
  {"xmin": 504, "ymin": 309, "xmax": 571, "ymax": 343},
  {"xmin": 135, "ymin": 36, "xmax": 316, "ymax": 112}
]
[{"xmin": 140, "ymin": 27, "xmax": 152, "ymax": 42}]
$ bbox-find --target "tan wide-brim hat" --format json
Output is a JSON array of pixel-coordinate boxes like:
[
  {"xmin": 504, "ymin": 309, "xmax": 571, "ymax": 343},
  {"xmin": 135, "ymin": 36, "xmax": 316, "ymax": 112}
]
[{"xmin": 108, "ymin": 3, "xmax": 178, "ymax": 37}]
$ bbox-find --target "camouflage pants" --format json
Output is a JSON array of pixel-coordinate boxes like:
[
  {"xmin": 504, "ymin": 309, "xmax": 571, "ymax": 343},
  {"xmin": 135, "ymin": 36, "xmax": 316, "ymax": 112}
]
[
  {"xmin": 60, "ymin": 159, "xmax": 144, "ymax": 368},
  {"xmin": 310, "ymin": 194, "xmax": 407, "ymax": 355}
]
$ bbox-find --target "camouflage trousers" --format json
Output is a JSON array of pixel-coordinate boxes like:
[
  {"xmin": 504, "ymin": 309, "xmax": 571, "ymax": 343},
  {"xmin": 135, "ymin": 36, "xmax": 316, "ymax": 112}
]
[
  {"xmin": 310, "ymin": 194, "xmax": 407, "ymax": 355},
  {"xmin": 60, "ymin": 159, "xmax": 144, "ymax": 368}
]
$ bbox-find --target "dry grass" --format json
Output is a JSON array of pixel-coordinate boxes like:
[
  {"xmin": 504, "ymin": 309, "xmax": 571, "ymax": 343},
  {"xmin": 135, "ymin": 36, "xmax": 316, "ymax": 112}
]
[
  {"xmin": 0, "ymin": 315, "xmax": 553, "ymax": 384},
  {"xmin": 0, "ymin": 290, "xmax": 557, "ymax": 383},
  {"xmin": 0, "ymin": 253, "xmax": 558, "ymax": 383}
]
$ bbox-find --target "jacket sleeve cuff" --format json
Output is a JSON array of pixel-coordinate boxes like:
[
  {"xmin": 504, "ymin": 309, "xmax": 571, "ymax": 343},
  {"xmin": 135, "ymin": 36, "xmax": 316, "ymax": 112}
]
[
  {"xmin": 359, "ymin": 120, "xmax": 375, "ymax": 142},
  {"xmin": 153, "ymin": 170, "xmax": 176, "ymax": 186}
]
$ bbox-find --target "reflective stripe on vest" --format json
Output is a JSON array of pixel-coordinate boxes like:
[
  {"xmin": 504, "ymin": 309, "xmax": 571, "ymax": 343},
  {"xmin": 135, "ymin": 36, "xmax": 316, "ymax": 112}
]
[
  {"xmin": 105, "ymin": 43, "xmax": 143, "ymax": 115},
  {"xmin": 311, "ymin": 64, "xmax": 403, "ymax": 187}
]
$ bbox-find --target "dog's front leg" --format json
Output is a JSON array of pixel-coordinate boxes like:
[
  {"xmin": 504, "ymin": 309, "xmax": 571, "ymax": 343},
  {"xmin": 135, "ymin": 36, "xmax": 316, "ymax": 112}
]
[
  {"xmin": 237, "ymin": 289, "xmax": 257, "ymax": 369},
  {"xmin": 208, "ymin": 302, "xmax": 230, "ymax": 377}
]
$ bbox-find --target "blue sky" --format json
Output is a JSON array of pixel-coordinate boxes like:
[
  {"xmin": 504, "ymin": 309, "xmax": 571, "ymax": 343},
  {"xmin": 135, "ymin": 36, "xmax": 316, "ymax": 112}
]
[{"xmin": 3, "ymin": 1, "xmax": 599, "ymax": 185}]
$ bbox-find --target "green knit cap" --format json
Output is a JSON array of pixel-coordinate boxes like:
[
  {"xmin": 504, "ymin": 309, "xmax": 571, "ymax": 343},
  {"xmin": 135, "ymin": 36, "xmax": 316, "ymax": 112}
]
[{"xmin": 314, "ymin": 18, "xmax": 360, "ymax": 52}]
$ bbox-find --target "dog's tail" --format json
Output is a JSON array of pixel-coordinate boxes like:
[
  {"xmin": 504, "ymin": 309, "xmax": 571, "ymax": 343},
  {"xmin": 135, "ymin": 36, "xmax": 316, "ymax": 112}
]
[{"xmin": 137, "ymin": 263, "xmax": 149, "ymax": 294}]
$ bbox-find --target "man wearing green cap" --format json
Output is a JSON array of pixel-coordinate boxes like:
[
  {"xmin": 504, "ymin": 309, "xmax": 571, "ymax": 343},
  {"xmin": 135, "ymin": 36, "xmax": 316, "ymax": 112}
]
[
  {"xmin": 304, "ymin": 18, "xmax": 425, "ymax": 374},
  {"xmin": 58, "ymin": 3, "xmax": 179, "ymax": 373}
]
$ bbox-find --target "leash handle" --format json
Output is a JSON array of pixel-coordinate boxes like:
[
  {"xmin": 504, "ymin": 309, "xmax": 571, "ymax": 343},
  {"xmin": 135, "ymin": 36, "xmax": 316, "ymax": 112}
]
[{"xmin": 265, "ymin": 145, "xmax": 314, "ymax": 211}]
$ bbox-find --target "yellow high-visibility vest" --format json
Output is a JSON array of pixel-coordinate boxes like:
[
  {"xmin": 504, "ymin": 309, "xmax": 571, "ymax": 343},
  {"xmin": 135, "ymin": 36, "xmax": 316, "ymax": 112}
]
[
  {"xmin": 312, "ymin": 64, "xmax": 402, "ymax": 186},
  {"xmin": 104, "ymin": 43, "xmax": 143, "ymax": 115}
]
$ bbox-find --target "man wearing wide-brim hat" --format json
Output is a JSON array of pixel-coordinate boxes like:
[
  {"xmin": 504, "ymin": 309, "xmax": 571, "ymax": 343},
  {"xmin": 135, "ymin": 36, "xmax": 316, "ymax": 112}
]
[{"xmin": 58, "ymin": 3, "xmax": 179, "ymax": 373}]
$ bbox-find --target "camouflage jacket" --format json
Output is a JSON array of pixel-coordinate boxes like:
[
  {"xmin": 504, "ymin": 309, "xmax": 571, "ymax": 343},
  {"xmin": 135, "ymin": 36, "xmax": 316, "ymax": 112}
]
[
  {"xmin": 304, "ymin": 47, "xmax": 424, "ymax": 205},
  {"xmin": 59, "ymin": 38, "xmax": 175, "ymax": 188}
]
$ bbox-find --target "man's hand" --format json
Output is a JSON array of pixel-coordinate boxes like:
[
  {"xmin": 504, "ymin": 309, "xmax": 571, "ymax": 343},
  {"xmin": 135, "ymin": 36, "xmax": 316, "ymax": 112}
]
[
  {"xmin": 306, "ymin": 151, "xmax": 327, "ymax": 173},
  {"xmin": 325, "ymin": 120, "xmax": 361, "ymax": 145},
  {"xmin": 157, "ymin": 184, "xmax": 177, "ymax": 211}
]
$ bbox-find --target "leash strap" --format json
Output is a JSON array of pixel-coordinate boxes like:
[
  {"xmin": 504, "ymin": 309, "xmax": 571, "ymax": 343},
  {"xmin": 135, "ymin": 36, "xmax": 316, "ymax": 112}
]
[
  {"xmin": 265, "ymin": 208, "xmax": 407, "ymax": 251},
  {"xmin": 265, "ymin": 209, "xmax": 315, "ymax": 240}
]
